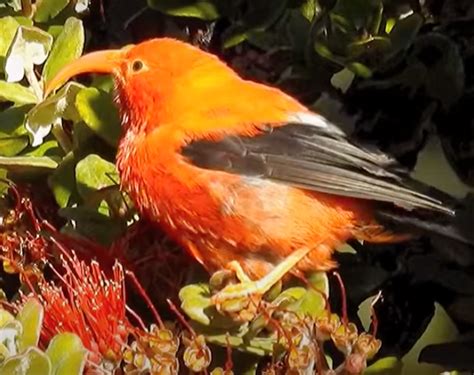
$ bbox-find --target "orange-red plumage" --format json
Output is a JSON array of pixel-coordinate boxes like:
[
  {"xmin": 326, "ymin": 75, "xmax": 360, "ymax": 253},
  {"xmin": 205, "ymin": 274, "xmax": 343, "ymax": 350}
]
[{"xmin": 46, "ymin": 38, "xmax": 454, "ymax": 281}]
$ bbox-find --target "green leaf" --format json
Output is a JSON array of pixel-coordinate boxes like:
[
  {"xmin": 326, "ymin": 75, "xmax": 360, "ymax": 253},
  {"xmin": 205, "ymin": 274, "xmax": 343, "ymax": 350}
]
[
  {"xmin": 75, "ymin": 87, "xmax": 121, "ymax": 147},
  {"xmin": 0, "ymin": 347, "xmax": 51, "ymax": 375},
  {"xmin": 148, "ymin": 0, "xmax": 220, "ymax": 20},
  {"xmin": 347, "ymin": 36, "xmax": 391, "ymax": 61},
  {"xmin": 0, "ymin": 169, "xmax": 8, "ymax": 195},
  {"xmin": 0, "ymin": 16, "xmax": 20, "ymax": 70},
  {"xmin": 5, "ymin": 25, "xmax": 53, "ymax": 83},
  {"xmin": 300, "ymin": 0, "xmax": 319, "ymax": 22},
  {"xmin": 0, "ymin": 310, "xmax": 15, "ymax": 327},
  {"xmin": 0, "ymin": 155, "xmax": 58, "ymax": 174},
  {"xmin": 365, "ymin": 356, "xmax": 403, "ymax": 374},
  {"xmin": 48, "ymin": 152, "xmax": 76, "ymax": 207},
  {"xmin": 222, "ymin": 0, "xmax": 287, "ymax": 48},
  {"xmin": 331, "ymin": 68, "xmax": 355, "ymax": 93},
  {"xmin": 0, "ymin": 105, "xmax": 29, "ymax": 136},
  {"xmin": 308, "ymin": 271, "xmax": 329, "ymax": 295},
  {"xmin": 46, "ymin": 25, "xmax": 64, "ymax": 40},
  {"xmin": 43, "ymin": 17, "xmax": 84, "ymax": 84},
  {"xmin": 198, "ymin": 327, "xmax": 274, "ymax": 356},
  {"xmin": 388, "ymin": 13, "xmax": 423, "ymax": 55},
  {"xmin": 180, "ymin": 283, "xmax": 213, "ymax": 325},
  {"xmin": 13, "ymin": 17, "xmax": 34, "ymax": 27},
  {"xmin": 23, "ymin": 140, "xmax": 60, "ymax": 157},
  {"xmin": 59, "ymin": 206, "xmax": 126, "ymax": 245},
  {"xmin": 347, "ymin": 61, "xmax": 372, "ymax": 78},
  {"xmin": 273, "ymin": 286, "xmax": 306, "ymax": 307},
  {"xmin": 34, "ymin": 0, "xmax": 70, "ymax": 22},
  {"xmin": 46, "ymin": 333, "xmax": 86, "ymax": 375},
  {"xmin": 75, "ymin": 154, "xmax": 118, "ymax": 200},
  {"xmin": 332, "ymin": 0, "xmax": 382, "ymax": 31},
  {"xmin": 26, "ymin": 82, "xmax": 83, "ymax": 146},
  {"xmin": 17, "ymin": 298, "xmax": 43, "ymax": 352},
  {"xmin": 0, "ymin": 81, "xmax": 37, "ymax": 104},
  {"xmin": 0, "ymin": 136, "xmax": 28, "ymax": 156}
]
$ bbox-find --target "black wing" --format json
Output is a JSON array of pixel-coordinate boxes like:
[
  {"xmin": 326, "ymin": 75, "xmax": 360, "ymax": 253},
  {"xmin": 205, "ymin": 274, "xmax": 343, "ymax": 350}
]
[{"xmin": 182, "ymin": 116, "xmax": 453, "ymax": 215}]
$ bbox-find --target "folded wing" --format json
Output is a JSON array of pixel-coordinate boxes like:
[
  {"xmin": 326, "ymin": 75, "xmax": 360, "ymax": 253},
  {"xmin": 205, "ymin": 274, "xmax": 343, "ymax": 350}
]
[{"xmin": 182, "ymin": 115, "xmax": 453, "ymax": 215}]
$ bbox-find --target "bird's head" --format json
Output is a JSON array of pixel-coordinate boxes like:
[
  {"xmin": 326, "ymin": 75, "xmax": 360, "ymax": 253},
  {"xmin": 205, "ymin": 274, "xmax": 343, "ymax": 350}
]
[
  {"xmin": 47, "ymin": 38, "xmax": 236, "ymax": 134},
  {"xmin": 46, "ymin": 38, "xmax": 306, "ymax": 140}
]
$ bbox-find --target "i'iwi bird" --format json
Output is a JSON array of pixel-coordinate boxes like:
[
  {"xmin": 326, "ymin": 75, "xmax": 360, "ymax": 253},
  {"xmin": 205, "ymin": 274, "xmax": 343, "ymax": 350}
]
[{"xmin": 45, "ymin": 38, "xmax": 470, "ymax": 312}]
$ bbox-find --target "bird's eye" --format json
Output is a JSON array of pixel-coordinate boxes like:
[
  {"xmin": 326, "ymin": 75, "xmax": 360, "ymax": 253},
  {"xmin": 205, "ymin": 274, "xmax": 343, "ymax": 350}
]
[{"xmin": 131, "ymin": 60, "xmax": 144, "ymax": 72}]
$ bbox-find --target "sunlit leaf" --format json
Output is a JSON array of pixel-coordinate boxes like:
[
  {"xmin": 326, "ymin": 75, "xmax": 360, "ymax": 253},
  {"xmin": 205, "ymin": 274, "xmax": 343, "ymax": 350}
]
[
  {"xmin": 365, "ymin": 356, "xmax": 403, "ymax": 374},
  {"xmin": 0, "ymin": 310, "xmax": 15, "ymax": 327},
  {"xmin": 48, "ymin": 152, "xmax": 76, "ymax": 207},
  {"xmin": 34, "ymin": 0, "xmax": 70, "ymax": 22},
  {"xmin": 0, "ymin": 155, "xmax": 58, "ymax": 174},
  {"xmin": 0, "ymin": 136, "xmax": 28, "ymax": 156},
  {"xmin": 307, "ymin": 271, "xmax": 329, "ymax": 296},
  {"xmin": 0, "ymin": 105, "xmax": 29, "ymax": 136},
  {"xmin": 0, "ymin": 347, "xmax": 51, "ymax": 375},
  {"xmin": 0, "ymin": 81, "xmax": 37, "ymax": 105},
  {"xmin": 4, "ymin": 25, "xmax": 53, "ymax": 83},
  {"xmin": 148, "ymin": 0, "xmax": 219, "ymax": 20},
  {"xmin": 16, "ymin": 298, "xmax": 43, "ymax": 352},
  {"xmin": 75, "ymin": 154, "xmax": 118, "ymax": 200},
  {"xmin": 26, "ymin": 82, "xmax": 83, "ymax": 146},
  {"xmin": 300, "ymin": 0, "xmax": 319, "ymax": 22},
  {"xmin": 22, "ymin": 140, "xmax": 60, "ymax": 157},
  {"xmin": 43, "ymin": 17, "xmax": 84, "ymax": 85},
  {"xmin": 75, "ymin": 87, "xmax": 120, "ymax": 147},
  {"xmin": 180, "ymin": 283, "xmax": 213, "ymax": 325},
  {"xmin": 0, "ymin": 16, "xmax": 20, "ymax": 70},
  {"xmin": 46, "ymin": 333, "xmax": 86, "ymax": 375}
]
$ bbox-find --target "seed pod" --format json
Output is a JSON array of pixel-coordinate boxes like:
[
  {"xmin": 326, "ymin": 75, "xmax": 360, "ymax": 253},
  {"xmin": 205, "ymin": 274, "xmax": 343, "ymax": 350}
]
[
  {"xmin": 353, "ymin": 333, "xmax": 382, "ymax": 360},
  {"xmin": 183, "ymin": 334, "xmax": 212, "ymax": 372},
  {"xmin": 331, "ymin": 322, "xmax": 358, "ymax": 355}
]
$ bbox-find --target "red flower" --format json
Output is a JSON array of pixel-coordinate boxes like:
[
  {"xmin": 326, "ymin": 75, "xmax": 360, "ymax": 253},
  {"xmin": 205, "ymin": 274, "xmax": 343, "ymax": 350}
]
[{"xmin": 38, "ymin": 253, "xmax": 130, "ymax": 366}]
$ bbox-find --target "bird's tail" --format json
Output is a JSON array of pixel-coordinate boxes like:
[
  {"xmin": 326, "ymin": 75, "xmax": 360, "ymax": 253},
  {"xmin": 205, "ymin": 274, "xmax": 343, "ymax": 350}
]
[{"xmin": 373, "ymin": 194, "xmax": 474, "ymax": 247}]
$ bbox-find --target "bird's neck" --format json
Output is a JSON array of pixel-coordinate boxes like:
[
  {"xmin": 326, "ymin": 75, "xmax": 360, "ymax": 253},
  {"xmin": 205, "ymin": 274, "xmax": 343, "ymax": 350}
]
[{"xmin": 116, "ymin": 119, "xmax": 196, "ymax": 223}]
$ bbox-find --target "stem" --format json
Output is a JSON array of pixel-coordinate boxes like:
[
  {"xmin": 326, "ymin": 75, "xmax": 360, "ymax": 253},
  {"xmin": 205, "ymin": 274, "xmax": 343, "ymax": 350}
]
[
  {"xmin": 332, "ymin": 271, "xmax": 348, "ymax": 326},
  {"xmin": 21, "ymin": 0, "xmax": 33, "ymax": 17},
  {"xmin": 370, "ymin": 290, "xmax": 383, "ymax": 338},
  {"xmin": 51, "ymin": 119, "xmax": 72, "ymax": 153},
  {"xmin": 24, "ymin": 66, "xmax": 42, "ymax": 100}
]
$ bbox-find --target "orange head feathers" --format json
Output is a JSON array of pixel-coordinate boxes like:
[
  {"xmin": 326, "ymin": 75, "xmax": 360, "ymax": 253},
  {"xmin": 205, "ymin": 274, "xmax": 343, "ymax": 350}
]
[{"xmin": 47, "ymin": 38, "xmax": 307, "ymax": 141}]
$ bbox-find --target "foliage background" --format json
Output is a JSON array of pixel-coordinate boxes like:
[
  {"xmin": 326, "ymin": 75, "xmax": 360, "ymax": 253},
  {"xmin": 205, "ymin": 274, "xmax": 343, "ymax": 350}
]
[{"xmin": 0, "ymin": 0, "xmax": 473, "ymax": 374}]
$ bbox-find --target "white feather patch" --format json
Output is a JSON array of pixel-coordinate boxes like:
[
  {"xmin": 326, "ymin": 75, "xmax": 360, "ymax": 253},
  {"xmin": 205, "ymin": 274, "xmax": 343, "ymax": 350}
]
[{"xmin": 288, "ymin": 112, "xmax": 346, "ymax": 136}]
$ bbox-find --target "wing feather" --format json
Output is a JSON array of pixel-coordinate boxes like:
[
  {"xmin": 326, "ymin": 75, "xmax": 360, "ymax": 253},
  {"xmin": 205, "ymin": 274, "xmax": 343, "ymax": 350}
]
[{"xmin": 182, "ymin": 120, "xmax": 454, "ymax": 215}]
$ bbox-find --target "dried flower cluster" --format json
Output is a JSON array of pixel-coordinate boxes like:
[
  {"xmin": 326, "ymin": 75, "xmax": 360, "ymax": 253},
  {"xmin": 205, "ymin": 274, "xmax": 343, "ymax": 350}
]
[{"xmin": 123, "ymin": 324, "xmax": 180, "ymax": 374}]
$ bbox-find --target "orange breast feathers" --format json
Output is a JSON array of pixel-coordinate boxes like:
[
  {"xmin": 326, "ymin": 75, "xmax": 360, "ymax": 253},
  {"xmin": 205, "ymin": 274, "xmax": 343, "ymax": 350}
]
[{"xmin": 118, "ymin": 120, "xmax": 380, "ymax": 280}]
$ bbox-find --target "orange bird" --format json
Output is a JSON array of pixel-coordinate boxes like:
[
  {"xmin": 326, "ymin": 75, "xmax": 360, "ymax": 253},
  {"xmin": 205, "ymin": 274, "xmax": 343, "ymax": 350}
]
[{"xmin": 46, "ymin": 38, "xmax": 464, "ymax": 310}]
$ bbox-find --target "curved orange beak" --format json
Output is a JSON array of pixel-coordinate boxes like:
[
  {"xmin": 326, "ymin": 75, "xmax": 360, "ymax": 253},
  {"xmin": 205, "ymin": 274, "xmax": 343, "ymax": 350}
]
[{"xmin": 44, "ymin": 48, "xmax": 126, "ymax": 97}]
